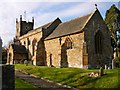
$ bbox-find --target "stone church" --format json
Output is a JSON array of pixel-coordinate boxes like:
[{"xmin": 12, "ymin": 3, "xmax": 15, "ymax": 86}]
[{"xmin": 7, "ymin": 9, "xmax": 112, "ymax": 69}]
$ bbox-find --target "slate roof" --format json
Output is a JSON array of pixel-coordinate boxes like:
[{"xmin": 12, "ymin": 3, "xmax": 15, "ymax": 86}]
[
  {"xmin": 12, "ymin": 44, "xmax": 27, "ymax": 53},
  {"xmin": 45, "ymin": 10, "xmax": 96, "ymax": 40},
  {"xmin": 28, "ymin": 18, "xmax": 59, "ymax": 34}
]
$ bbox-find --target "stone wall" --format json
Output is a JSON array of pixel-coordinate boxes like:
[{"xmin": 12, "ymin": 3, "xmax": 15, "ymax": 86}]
[
  {"xmin": 45, "ymin": 32, "xmax": 85, "ymax": 68},
  {"xmin": 84, "ymin": 10, "xmax": 112, "ymax": 68},
  {"xmin": 19, "ymin": 29, "xmax": 42, "ymax": 65}
]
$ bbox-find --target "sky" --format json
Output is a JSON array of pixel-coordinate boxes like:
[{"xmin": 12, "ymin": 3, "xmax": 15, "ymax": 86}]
[{"xmin": 0, "ymin": 0, "xmax": 119, "ymax": 46}]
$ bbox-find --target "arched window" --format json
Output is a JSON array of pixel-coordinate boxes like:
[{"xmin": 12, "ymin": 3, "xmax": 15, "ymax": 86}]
[
  {"xmin": 95, "ymin": 30, "xmax": 102, "ymax": 54},
  {"xmin": 32, "ymin": 39, "xmax": 37, "ymax": 56},
  {"xmin": 64, "ymin": 37, "xmax": 72, "ymax": 49}
]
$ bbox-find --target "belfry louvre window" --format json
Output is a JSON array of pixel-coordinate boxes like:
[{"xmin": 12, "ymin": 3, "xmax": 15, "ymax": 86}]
[
  {"xmin": 65, "ymin": 37, "xmax": 72, "ymax": 49},
  {"xmin": 95, "ymin": 31, "xmax": 102, "ymax": 54}
]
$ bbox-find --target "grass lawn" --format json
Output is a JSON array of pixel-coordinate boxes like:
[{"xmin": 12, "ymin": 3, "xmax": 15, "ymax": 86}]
[
  {"xmin": 15, "ymin": 64, "xmax": 120, "ymax": 89},
  {"xmin": 15, "ymin": 77, "xmax": 38, "ymax": 89}
]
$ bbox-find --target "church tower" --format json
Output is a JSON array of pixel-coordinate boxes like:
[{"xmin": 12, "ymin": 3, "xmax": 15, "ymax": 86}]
[{"xmin": 16, "ymin": 15, "xmax": 34, "ymax": 39}]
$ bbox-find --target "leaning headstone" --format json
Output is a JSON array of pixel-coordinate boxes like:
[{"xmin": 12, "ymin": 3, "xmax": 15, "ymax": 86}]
[{"xmin": 99, "ymin": 67, "xmax": 104, "ymax": 76}]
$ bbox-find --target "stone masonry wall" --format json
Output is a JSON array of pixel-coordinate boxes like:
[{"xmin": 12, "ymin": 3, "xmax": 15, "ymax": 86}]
[
  {"xmin": 45, "ymin": 32, "xmax": 84, "ymax": 68},
  {"xmin": 84, "ymin": 10, "xmax": 112, "ymax": 68},
  {"xmin": 19, "ymin": 30, "xmax": 42, "ymax": 65}
]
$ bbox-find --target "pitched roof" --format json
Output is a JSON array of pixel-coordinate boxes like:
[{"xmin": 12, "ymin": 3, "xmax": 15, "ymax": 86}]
[
  {"xmin": 11, "ymin": 44, "xmax": 27, "ymax": 53},
  {"xmin": 45, "ymin": 10, "xmax": 97, "ymax": 40},
  {"xmin": 28, "ymin": 18, "xmax": 59, "ymax": 34}
]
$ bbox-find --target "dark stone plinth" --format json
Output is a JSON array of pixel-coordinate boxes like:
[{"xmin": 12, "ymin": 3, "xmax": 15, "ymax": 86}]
[{"xmin": 1, "ymin": 65, "xmax": 15, "ymax": 90}]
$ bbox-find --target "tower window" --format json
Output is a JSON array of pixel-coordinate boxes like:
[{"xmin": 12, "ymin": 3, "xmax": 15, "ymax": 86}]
[{"xmin": 95, "ymin": 30, "xmax": 102, "ymax": 54}]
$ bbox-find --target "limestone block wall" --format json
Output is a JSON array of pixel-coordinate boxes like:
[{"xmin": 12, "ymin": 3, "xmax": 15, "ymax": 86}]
[
  {"xmin": 45, "ymin": 38, "xmax": 61, "ymax": 67},
  {"xmin": 67, "ymin": 33, "xmax": 84, "ymax": 68},
  {"xmin": 19, "ymin": 29, "xmax": 42, "ymax": 65},
  {"xmin": 45, "ymin": 32, "xmax": 84, "ymax": 68}
]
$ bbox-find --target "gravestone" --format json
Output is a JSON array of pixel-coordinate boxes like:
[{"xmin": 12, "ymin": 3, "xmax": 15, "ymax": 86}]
[
  {"xmin": 2, "ymin": 65, "xmax": 15, "ymax": 89},
  {"xmin": 99, "ymin": 67, "xmax": 104, "ymax": 76},
  {"xmin": 105, "ymin": 65, "xmax": 107, "ymax": 70},
  {"xmin": 0, "ymin": 38, "xmax": 15, "ymax": 89}
]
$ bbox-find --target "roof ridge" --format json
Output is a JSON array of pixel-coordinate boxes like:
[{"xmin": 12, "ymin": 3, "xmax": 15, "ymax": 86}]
[
  {"xmin": 45, "ymin": 9, "xmax": 99, "ymax": 40},
  {"xmin": 59, "ymin": 11, "xmax": 94, "ymax": 25},
  {"xmin": 27, "ymin": 17, "xmax": 59, "ymax": 33}
]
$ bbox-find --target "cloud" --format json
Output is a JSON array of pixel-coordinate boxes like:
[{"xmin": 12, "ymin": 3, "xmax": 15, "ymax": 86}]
[
  {"xmin": 0, "ymin": 1, "xmax": 117, "ymax": 46},
  {"xmin": 0, "ymin": 2, "xmax": 60, "ymax": 46}
]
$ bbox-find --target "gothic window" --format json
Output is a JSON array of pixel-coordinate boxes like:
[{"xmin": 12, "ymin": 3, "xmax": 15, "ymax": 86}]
[
  {"xmin": 32, "ymin": 39, "xmax": 37, "ymax": 56},
  {"xmin": 95, "ymin": 30, "xmax": 102, "ymax": 54},
  {"xmin": 64, "ymin": 37, "xmax": 72, "ymax": 49}
]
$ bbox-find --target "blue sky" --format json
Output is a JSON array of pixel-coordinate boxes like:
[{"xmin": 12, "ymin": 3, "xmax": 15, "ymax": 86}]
[{"xmin": 0, "ymin": 0, "xmax": 119, "ymax": 46}]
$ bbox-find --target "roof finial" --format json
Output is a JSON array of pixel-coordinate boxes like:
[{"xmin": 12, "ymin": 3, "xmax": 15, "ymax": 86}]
[{"xmin": 95, "ymin": 4, "xmax": 98, "ymax": 9}]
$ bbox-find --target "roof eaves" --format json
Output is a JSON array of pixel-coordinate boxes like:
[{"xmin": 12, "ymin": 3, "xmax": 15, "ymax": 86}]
[{"xmin": 45, "ymin": 30, "xmax": 83, "ymax": 41}]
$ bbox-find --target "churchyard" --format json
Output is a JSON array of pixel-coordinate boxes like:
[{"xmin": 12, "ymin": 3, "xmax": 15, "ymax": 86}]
[{"xmin": 15, "ymin": 64, "xmax": 120, "ymax": 89}]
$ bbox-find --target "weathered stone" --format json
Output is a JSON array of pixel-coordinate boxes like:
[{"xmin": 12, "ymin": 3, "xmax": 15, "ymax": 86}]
[
  {"xmin": 99, "ymin": 67, "xmax": 104, "ymax": 76},
  {"xmin": 44, "ymin": 10, "xmax": 112, "ymax": 68},
  {"xmin": 7, "ymin": 9, "xmax": 112, "ymax": 69}
]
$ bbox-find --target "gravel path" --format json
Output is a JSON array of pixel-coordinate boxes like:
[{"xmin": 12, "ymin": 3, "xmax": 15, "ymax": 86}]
[{"xmin": 15, "ymin": 70, "xmax": 77, "ymax": 90}]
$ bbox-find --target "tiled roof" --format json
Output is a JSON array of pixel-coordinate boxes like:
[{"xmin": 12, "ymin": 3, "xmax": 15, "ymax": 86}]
[
  {"xmin": 45, "ymin": 10, "xmax": 96, "ymax": 40},
  {"xmin": 28, "ymin": 18, "xmax": 59, "ymax": 33}
]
